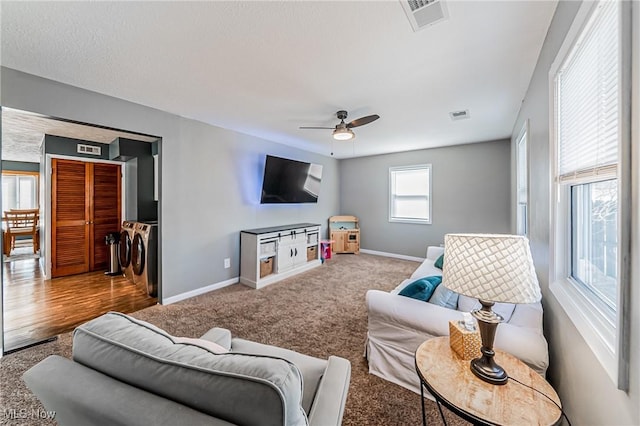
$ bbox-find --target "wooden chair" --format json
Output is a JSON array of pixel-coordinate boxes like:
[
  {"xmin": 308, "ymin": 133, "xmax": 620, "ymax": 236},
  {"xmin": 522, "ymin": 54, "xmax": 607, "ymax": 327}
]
[{"xmin": 3, "ymin": 209, "xmax": 40, "ymax": 256}]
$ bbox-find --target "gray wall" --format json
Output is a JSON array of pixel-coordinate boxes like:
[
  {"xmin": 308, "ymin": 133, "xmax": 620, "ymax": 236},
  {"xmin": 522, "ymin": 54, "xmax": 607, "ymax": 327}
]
[
  {"xmin": 109, "ymin": 137, "xmax": 156, "ymax": 221},
  {"xmin": 1, "ymin": 67, "xmax": 340, "ymax": 300},
  {"xmin": 339, "ymin": 139, "xmax": 511, "ymax": 258},
  {"xmin": 124, "ymin": 158, "xmax": 138, "ymax": 220},
  {"xmin": 44, "ymin": 135, "xmax": 110, "ymax": 160},
  {"xmin": 2, "ymin": 160, "xmax": 39, "ymax": 172},
  {"xmin": 511, "ymin": 1, "xmax": 640, "ymax": 424}
]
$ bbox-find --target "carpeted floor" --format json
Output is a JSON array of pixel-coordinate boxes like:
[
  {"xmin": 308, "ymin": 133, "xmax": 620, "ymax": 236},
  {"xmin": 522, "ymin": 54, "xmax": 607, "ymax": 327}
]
[{"xmin": 0, "ymin": 253, "xmax": 468, "ymax": 425}]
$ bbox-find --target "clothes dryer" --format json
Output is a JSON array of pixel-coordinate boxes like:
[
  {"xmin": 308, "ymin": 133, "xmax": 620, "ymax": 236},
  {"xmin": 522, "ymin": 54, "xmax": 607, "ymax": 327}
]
[
  {"xmin": 131, "ymin": 222, "xmax": 158, "ymax": 297},
  {"xmin": 119, "ymin": 221, "xmax": 136, "ymax": 283}
]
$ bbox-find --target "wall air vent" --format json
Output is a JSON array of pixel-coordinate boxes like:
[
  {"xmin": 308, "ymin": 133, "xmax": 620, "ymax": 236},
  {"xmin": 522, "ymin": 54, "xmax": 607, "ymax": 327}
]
[
  {"xmin": 400, "ymin": 0, "xmax": 449, "ymax": 32},
  {"xmin": 449, "ymin": 110, "xmax": 470, "ymax": 121},
  {"xmin": 77, "ymin": 144, "xmax": 102, "ymax": 155}
]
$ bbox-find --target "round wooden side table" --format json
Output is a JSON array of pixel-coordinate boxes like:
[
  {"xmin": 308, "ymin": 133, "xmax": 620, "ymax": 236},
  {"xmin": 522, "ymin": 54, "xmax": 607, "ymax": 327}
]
[{"xmin": 415, "ymin": 337, "xmax": 562, "ymax": 425}]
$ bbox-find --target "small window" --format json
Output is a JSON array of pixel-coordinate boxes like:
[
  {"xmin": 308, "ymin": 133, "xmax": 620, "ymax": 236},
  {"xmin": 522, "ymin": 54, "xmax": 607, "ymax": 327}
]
[
  {"xmin": 389, "ymin": 165, "xmax": 431, "ymax": 224},
  {"xmin": 516, "ymin": 121, "xmax": 528, "ymax": 236},
  {"xmin": 1, "ymin": 172, "xmax": 39, "ymax": 210},
  {"xmin": 571, "ymin": 179, "xmax": 618, "ymax": 312}
]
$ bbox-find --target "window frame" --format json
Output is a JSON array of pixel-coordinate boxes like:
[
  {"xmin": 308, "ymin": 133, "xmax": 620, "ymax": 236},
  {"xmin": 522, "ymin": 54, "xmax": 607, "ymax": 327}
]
[
  {"xmin": 388, "ymin": 164, "xmax": 432, "ymax": 225},
  {"xmin": 548, "ymin": 0, "xmax": 631, "ymax": 390},
  {"xmin": 1, "ymin": 170, "xmax": 40, "ymax": 211},
  {"xmin": 516, "ymin": 120, "xmax": 529, "ymax": 236}
]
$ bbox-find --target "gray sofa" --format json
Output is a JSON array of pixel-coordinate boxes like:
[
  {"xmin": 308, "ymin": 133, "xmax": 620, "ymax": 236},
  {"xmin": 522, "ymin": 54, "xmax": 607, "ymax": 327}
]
[{"xmin": 23, "ymin": 312, "xmax": 351, "ymax": 426}]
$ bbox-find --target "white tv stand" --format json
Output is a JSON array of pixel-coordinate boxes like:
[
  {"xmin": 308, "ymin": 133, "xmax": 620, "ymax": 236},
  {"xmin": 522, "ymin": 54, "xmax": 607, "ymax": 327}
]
[{"xmin": 240, "ymin": 223, "xmax": 321, "ymax": 289}]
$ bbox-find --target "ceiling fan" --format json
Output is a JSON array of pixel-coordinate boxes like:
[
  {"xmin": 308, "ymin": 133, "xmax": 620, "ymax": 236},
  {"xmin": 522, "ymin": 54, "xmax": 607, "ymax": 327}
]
[{"xmin": 300, "ymin": 110, "xmax": 380, "ymax": 141}]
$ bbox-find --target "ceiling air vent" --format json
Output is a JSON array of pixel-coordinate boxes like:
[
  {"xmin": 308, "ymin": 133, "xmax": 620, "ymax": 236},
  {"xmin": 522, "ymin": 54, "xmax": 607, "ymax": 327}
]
[
  {"xmin": 400, "ymin": 0, "xmax": 449, "ymax": 32},
  {"xmin": 77, "ymin": 144, "xmax": 102, "ymax": 155},
  {"xmin": 449, "ymin": 110, "xmax": 470, "ymax": 121}
]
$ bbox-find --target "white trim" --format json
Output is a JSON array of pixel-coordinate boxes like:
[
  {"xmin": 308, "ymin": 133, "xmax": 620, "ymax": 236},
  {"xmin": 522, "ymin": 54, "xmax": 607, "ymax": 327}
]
[
  {"xmin": 516, "ymin": 120, "xmax": 529, "ymax": 236},
  {"xmin": 549, "ymin": 2, "xmax": 600, "ymax": 80},
  {"xmin": 161, "ymin": 277, "xmax": 238, "ymax": 305},
  {"xmin": 388, "ymin": 164, "xmax": 432, "ymax": 225},
  {"xmin": 239, "ymin": 259, "xmax": 321, "ymax": 289},
  {"xmin": 44, "ymin": 154, "xmax": 127, "ymax": 279},
  {"xmin": 550, "ymin": 279, "xmax": 617, "ymax": 384},
  {"xmin": 359, "ymin": 249, "xmax": 424, "ymax": 263},
  {"xmin": 46, "ymin": 153, "xmax": 123, "ymax": 165},
  {"xmin": 548, "ymin": 0, "xmax": 631, "ymax": 390}
]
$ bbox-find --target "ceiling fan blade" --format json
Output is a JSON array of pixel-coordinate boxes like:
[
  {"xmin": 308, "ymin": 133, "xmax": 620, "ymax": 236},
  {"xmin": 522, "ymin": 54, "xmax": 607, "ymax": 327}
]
[
  {"xmin": 299, "ymin": 126, "xmax": 335, "ymax": 130},
  {"xmin": 347, "ymin": 114, "xmax": 380, "ymax": 128}
]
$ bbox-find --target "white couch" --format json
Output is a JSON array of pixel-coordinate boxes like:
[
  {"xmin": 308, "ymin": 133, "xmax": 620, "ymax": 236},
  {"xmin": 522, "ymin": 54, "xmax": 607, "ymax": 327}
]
[{"xmin": 365, "ymin": 246, "xmax": 549, "ymax": 395}]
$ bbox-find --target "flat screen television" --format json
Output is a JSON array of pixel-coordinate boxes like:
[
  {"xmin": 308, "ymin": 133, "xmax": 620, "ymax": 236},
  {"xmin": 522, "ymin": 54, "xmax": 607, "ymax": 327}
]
[{"xmin": 260, "ymin": 155, "xmax": 323, "ymax": 204}]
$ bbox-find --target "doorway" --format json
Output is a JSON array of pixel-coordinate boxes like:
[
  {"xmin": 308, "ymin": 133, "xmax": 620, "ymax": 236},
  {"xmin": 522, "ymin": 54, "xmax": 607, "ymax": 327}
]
[{"xmin": 1, "ymin": 108, "xmax": 161, "ymax": 353}]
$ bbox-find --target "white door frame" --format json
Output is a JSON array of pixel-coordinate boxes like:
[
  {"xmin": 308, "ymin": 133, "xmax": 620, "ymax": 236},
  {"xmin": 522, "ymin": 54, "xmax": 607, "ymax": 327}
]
[{"xmin": 44, "ymin": 154, "xmax": 127, "ymax": 279}]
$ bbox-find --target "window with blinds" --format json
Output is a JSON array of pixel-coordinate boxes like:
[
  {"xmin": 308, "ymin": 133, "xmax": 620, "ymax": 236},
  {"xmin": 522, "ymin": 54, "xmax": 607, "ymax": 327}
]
[
  {"xmin": 556, "ymin": 0, "xmax": 618, "ymax": 183},
  {"xmin": 550, "ymin": 0, "xmax": 630, "ymax": 391},
  {"xmin": 389, "ymin": 165, "xmax": 431, "ymax": 224},
  {"xmin": 554, "ymin": 0, "xmax": 620, "ymax": 312}
]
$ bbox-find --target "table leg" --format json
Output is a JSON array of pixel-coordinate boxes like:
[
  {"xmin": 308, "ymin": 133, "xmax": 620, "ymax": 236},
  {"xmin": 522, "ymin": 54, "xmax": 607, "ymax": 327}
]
[
  {"xmin": 2, "ymin": 232, "xmax": 10, "ymax": 257},
  {"xmin": 420, "ymin": 382, "xmax": 427, "ymax": 426},
  {"xmin": 436, "ymin": 400, "xmax": 447, "ymax": 426}
]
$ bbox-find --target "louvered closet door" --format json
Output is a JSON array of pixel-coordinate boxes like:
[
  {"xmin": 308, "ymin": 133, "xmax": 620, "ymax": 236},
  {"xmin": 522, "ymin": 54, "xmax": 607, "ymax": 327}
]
[
  {"xmin": 52, "ymin": 159, "xmax": 90, "ymax": 277},
  {"xmin": 91, "ymin": 163, "xmax": 121, "ymax": 271},
  {"xmin": 52, "ymin": 159, "xmax": 122, "ymax": 277}
]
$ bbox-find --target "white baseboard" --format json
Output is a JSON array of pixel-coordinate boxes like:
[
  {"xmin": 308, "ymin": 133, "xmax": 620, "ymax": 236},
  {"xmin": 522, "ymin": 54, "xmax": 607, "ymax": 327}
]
[
  {"xmin": 161, "ymin": 277, "xmax": 238, "ymax": 305},
  {"xmin": 359, "ymin": 249, "xmax": 424, "ymax": 263}
]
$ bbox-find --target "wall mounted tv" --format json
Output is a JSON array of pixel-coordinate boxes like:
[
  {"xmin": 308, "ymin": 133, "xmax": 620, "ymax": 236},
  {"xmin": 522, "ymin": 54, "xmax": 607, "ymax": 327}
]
[{"xmin": 260, "ymin": 155, "xmax": 323, "ymax": 204}]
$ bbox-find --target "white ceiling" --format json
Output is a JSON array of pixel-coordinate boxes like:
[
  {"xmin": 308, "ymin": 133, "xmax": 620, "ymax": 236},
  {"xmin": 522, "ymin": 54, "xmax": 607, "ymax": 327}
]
[
  {"xmin": 1, "ymin": 1, "xmax": 557, "ymax": 160},
  {"xmin": 2, "ymin": 108, "xmax": 158, "ymax": 163}
]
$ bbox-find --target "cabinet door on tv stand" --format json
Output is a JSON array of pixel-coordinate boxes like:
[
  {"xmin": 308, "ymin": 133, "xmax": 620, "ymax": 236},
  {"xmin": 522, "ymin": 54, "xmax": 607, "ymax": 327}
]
[
  {"xmin": 277, "ymin": 244, "xmax": 294, "ymax": 272},
  {"xmin": 291, "ymin": 243, "xmax": 305, "ymax": 266}
]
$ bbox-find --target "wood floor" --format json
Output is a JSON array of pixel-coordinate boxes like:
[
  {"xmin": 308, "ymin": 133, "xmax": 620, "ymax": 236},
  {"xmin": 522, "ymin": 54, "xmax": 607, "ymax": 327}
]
[{"xmin": 3, "ymin": 248, "xmax": 157, "ymax": 353}]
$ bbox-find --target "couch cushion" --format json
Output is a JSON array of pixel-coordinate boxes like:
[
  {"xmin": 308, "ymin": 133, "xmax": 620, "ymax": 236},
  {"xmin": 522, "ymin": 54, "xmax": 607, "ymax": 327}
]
[
  {"xmin": 230, "ymin": 338, "xmax": 327, "ymax": 414},
  {"xmin": 409, "ymin": 258, "xmax": 442, "ymax": 281},
  {"xmin": 434, "ymin": 254, "xmax": 444, "ymax": 270},
  {"xmin": 457, "ymin": 295, "xmax": 516, "ymax": 323},
  {"xmin": 398, "ymin": 276, "xmax": 442, "ymax": 301},
  {"xmin": 72, "ymin": 312, "xmax": 307, "ymax": 426},
  {"xmin": 428, "ymin": 283, "xmax": 459, "ymax": 309},
  {"xmin": 173, "ymin": 336, "xmax": 229, "ymax": 354}
]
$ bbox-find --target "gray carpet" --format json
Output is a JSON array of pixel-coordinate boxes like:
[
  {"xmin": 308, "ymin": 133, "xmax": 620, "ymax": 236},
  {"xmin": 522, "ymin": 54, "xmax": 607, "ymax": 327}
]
[{"xmin": 0, "ymin": 253, "xmax": 467, "ymax": 425}]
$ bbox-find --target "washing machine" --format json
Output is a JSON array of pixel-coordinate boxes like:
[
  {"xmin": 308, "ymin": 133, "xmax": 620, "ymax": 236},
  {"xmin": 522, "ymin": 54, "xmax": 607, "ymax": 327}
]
[
  {"xmin": 119, "ymin": 221, "xmax": 136, "ymax": 283},
  {"xmin": 131, "ymin": 222, "xmax": 158, "ymax": 297}
]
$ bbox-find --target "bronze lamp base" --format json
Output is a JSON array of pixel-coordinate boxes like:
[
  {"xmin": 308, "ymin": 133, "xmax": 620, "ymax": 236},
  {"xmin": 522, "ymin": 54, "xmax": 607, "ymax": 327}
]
[{"xmin": 470, "ymin": 300, "xmax": 508, "ymax": 385}]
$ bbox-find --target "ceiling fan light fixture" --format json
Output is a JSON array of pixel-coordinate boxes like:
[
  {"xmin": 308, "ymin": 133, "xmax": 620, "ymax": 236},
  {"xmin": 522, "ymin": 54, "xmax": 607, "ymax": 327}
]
[{"xmin": 333, "ymin": 127, "xmax": 355, "ymax": 141}]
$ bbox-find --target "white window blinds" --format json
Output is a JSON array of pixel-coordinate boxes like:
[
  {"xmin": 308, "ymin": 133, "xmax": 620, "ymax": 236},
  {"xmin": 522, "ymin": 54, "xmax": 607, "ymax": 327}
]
[
  {"xmin": 389, "ymin": 165, "xmax": 431, "ymax": 223},
  {"xmin": 556, "ymin": 0, "xmax": 619, "ymax": 182}
]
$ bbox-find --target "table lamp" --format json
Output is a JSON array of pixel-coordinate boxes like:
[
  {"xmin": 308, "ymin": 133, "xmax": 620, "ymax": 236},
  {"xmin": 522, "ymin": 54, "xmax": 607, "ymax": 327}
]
[{"xmin": 442, "ymin": 233, "xmax": 541, "ymax": 385}]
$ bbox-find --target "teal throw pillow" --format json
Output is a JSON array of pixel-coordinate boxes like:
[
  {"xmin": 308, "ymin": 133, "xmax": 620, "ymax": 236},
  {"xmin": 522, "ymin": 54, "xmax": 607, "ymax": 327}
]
[
  {"xmin": 428, "ymin": 284, "xmax": 459, "ymax": 309},
  {"xmin": 398, "ymin": 276, "xmax": 443, "ymax": 302},
  {"xmin": 434, "ymin": 254, "xmax": 444, "ymax": 270}
]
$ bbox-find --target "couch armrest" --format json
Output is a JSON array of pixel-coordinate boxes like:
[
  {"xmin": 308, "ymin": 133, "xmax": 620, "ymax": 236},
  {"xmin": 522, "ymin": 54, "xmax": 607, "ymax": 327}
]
[
  {"xmin": 23, "ymin": 356, "xmax": 230, "ymax": 426},
  {"xmin": 307, "ymin": 356, "xmax": 351, "ymax": 426},
  {"xmin": 199, "ymin": 327, "xmax": 232, "ymax": 350},
  {"xmin": 367, "ymin": 289, "xmax": 463, "ymax": 337},
  {"xmin": 494, "ymin": 323, "xmax": 549, "ymax": 376},
  {"xmin": 508, "ymin": 302, "xmax": 543, "ymax": 328},
  {"xmin": 426, "ymin": 246, "xmax": 444, "ymax": 261}
]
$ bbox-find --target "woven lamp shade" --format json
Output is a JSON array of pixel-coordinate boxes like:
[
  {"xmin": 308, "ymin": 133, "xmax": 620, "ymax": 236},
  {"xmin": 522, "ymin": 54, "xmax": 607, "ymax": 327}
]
[{"xmin": 442, "ymin": 233, "xmax": 541, "ymax": 304}]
